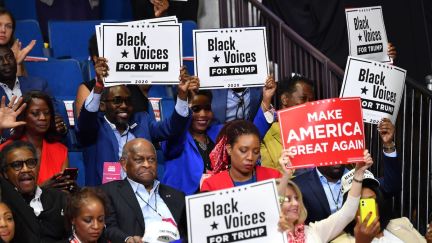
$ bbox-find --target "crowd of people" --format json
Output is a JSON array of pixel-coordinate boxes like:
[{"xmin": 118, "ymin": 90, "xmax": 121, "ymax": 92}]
[{"xmin": 0, "ymin": 3, "xmax": 431, "ymax": 243}]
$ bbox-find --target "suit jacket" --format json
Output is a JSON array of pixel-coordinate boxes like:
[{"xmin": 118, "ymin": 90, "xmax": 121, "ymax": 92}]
[
  {"xmin": 330, "ymin": 217, "xmax": 426, "ymax": 243},
  {"xmin": 211, "ymin": 87, "xmax": 262, "ymax": 124},
  {"xmin": 293, "ymin": 154, "xmax": 402, "ymax": 224},
  {"xmin": 101, "ymin": 179, "xmax": 187, "ymax": 243},
  {"xmin": 0, "ymin": 76, "xmax": 69, "ymax": 141},
  {"xmin": 76, "ymin": 107, "xmax": 190, "ymax": 186},
  {"xmin": 200, "ymin": 166, "xmax": 282, "ymax": 192},
  {"xmin": 162, "ymin": 108, "xmax": 271, "ymax": 195}
]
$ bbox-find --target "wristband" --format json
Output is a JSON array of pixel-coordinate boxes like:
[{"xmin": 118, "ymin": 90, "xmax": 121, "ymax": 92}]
[{"xmin": 353, "ymin": 177, "xmax": 363, "ymax": 183}]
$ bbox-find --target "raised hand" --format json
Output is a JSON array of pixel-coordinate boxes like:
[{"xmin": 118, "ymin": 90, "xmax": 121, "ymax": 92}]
[
  {"xmin": 378, "ymin": 118, "xmax": 395, "ymax": 147},
  {"xmin": 11, "ymin": 39, "xmax": 36, "ymax": 65},
  {"xmin": 278, "ymin": 149, "xmax": 294, "ymax": 177},
  {"xmin": 151, "ymin": 0, "xmax": 169, "ymax": 17},
  {"xmin": 387, "ymin": 42, "xmax": 397, "ymax": 60},
  {"xmin": 94, "ymin": 57, "xmax": 108, "ymax": 93},
  {"xmin": 262, "ymin": 75, "xmax": 276, "ymax": 111},
  {"xmin": 0, "ymin": 96, "xmax": 27, "ymax": 130},
  {"xmin": 355, "ymin": 149, "xmax": 374, "ymax": 173}
]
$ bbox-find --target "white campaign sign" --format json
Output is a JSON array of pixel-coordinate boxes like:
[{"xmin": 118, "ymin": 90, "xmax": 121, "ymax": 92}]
[
  {"xmin": 193, "ymin": 27, "xmax": 269, "ymax": 89},
  {"xmin": 100, "ymin": 23, "xmax": 182, "ymax": 86},
  {"xmin": 345, "ymin": 6, "xmax": 390, "ymax": 62},
  {"xmin": 186, "ymin": 180, "xmax": 286, "ymax": 243},
  {"xmin": 340, "ymin": 56, "xmax": 406, "ymax": 124}
]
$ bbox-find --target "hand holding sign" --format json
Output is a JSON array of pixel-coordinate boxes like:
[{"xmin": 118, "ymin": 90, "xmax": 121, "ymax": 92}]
[
  {"xmin": 354, "ymin": 150, "xmax": 374, "ymax": 175},
  {"xmin": 178, "ymin": 70, "xmax": 200, "ymax": 101},
  {"xmin": 378, "ymin": 118, "xmax": 395, "ymax": 147},
  {"xmin": 278, "ymin": 150, "xmax": 294, "ymax": 177}
]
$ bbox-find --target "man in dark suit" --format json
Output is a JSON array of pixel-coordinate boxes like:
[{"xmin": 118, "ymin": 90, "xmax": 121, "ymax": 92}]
[
  {"xmin": 293, "ymin": 118, "xmax": 401, "ymax": 224},
  {"xmin": 101, "ymin": 138, "xmax": 187, "ymax": 243},
  {"xmin": 0, "ymin": 45, "xmax": 69, "ymax": 140},
  {"xmin": 0, "ymin": 140, "xmax": 69, "ymax": 242},
  {"xmin": 77, "ymin": 57, "xmax": 197, "ymax": 186}
]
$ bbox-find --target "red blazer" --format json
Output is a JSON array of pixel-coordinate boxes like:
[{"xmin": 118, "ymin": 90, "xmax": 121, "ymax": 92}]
[{"xmin": 200, "ymin": 166, "xmax": 282, "ymax": 192}]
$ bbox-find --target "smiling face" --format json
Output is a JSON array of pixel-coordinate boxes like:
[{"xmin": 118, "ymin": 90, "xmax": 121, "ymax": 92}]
[
  {"xmin": 0, "ymin": 47, "xmax": 16, "ymax": 82},
  {"xmin": 100, "ymin": 86, "xmax": 133, "ymax": 129},
  {"xmin": 0, "ymin": 14, "xmax": 13, "ymax": 46},
  {"xmin": 24, "ymin": 98, "xmax": 52, "ymax": 135},
  {"xmin": 0, "ymin": 203, "xmax": 14, "ymax": 243},
  {"xmin": 72, "ymin": 197, "xmax": 105, "ymax": 243},
  {"xmin": 4, "ymin": 147, "xmax": 38, "ymax": 195},
  {"xmin": 227, "ymin": 134, "xmax": 260, "ymax": 175},
  {"xmin": 121, "ymin": 139, "xmax": 157, "ymax": 190},
  {"xmin": 281, "ymin": 186, "xmax": 300, "ymax": 223},
  {"xmin": 190, "ymin": 94, "xmax": 213, "ymax": 134}
]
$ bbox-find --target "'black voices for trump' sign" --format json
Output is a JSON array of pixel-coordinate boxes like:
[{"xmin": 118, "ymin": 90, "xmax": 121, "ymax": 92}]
[
  {"xmin": 99, "ymin": 21, "xmax": 182, "ymax": 87},
  {"xmin": 186, "ymin": 180, "xmax": 286, "ymax": 243},
  {"xmin": 345, "ymin": 6, "xmax": 390, "ymax": 62},
  {"xmin": 193, "ymin": 27, "xmax": 269, "ymax": 89},
  {"xmin": 340, "ymin": 56, "xmax": 406, "ymax": 124}
]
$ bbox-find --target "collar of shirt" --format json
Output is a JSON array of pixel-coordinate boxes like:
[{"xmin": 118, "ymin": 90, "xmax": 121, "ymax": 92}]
[
  {"xmin": 104, "ymin": 115, "xmax": 130, "ymax": 136},
  {"xmin": 0, "ymin": 78, "xmax": 22, "ymax": 101},
  {"xmin": 0, "ymin": 78, "xmax": 20, "ymax": 89},
  {"xmin": 127, "ymin": 177, "xmax": 160, "ymax": 197},
  {"xmin": 229, "ymin": 88, "xmax": 249, "ymax": 98},
  {"xmin": 29, "ymin": 186, "xmax": 44, "ymax": 217}
]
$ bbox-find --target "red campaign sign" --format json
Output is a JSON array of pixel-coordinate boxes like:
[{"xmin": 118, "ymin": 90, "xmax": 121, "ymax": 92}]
[{"xmin": 278, "ymin": 97, "xmax": 365, "ymax": 169}]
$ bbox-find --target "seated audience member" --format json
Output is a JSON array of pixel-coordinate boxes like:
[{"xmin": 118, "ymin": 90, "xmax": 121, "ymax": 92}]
[
  {"xmin": 278, "ymin": 150, "xmax": 374, "ymax": 242},
  {"xmin": 0, "ymin": 202, "xmax": 14, "ymax": 243},
  {"xmin": 293, "ymin": 118, "xmax": 401, "ymax": 224},
  {"xmin": 261, "ymin": 75, "xmax": 314, "ymax": 173},
  {"xmin": 101, "ymin": 138, "xmax": 187, "ymax": 243},
  {"xmin": 331, "ymin": 170, "xmax": 426, "ymax": 243},
  {"xmin": 0, "ymin": 8, "xmax": 36, "ymax": 77},
  {"xmin": 163, "ymin": 75, "xmax": 276, "ymax": 195},
  {"xmin": 0, "ymin": 96, "xmax": 40, "ymax": 242},
  {"xmin": 0, "ymin": 141, "xmax": 69, "ymax": 242},
  {"xmin": 76, "ymin": 57, "xmax": 197, "ymax": 186},
  {"xmin": 130, "ymin": 0, "xmax": 199, "ymax": 22},
  {"xmin": 0, "ymin": 45, "xmax": 69, "ymax": 140},
  {"xmin": 200, "ymin": 120, "xmax": 282, "ymax": 192},
  {"xmin": 65, "ymin": 187, "xmax": 108, "ymax": 243},
  {"xmin": 211, "ymin": 85, "xmax": 263, "ymax": 123},
  {"xmin": 75, "ymin": 34, "xmax": 158, "ymax": 118},
  {"xmin": 0, "ymin": 91, "xmax": 74, "ymax": 191}
]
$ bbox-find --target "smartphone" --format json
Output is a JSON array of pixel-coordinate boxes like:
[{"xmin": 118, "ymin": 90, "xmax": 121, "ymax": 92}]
[
  {"xmin": 62, "ymin": 168, "xmax": 79, "ymax": 180},
  {"xmin": 359, "ymin": 198, "xmax": 377, "ymax": 227}
]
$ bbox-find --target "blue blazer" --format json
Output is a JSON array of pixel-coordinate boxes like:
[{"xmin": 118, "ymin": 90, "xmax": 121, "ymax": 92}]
[
  {"xmin": 292, "ymin": 155, "xmax": 401, "ymax": 224},
  {"xmin": 0, "ymin": 77, "xmax": 69, "ymax": 141},
  {"xmin": 162, "ymin": 108, "xmax": 271, "ymax": 195},
  {"xmin": 76, "ymin": 107, "xmax": 190, "ymax": 186},
  {"xmin": 211, "ymin": 87, "xmax": 262, "ymax": 124}
]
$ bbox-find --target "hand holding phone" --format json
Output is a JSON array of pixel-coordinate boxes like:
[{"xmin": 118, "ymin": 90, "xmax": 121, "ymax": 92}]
[
  {"xmin": 359, "ymin": 198, "xmax": 377, "ymax": 227},
  {"xmin": 61, "ymin": 168, "xmax": 78, "ymax": 181}
]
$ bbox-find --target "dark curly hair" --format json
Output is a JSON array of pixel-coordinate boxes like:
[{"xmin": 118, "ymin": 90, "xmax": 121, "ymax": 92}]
[
  {"xmin": 64, "ymin": 187, "xmax": 109, "ymax": 229},
  {"xmin": 216, "ymin": 119, "xmax": 260, "ymax": 146},
  {"xmin": 13, "ymin": 91, "xmax": 61, "ymax": 143}
]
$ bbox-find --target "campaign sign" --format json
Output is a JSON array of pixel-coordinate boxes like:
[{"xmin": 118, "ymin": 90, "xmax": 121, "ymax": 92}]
[
  {"xmin": 278, "ymin": 97, "xmax": 365, "ymax": 169},
  {"xmin": 102, "ymin": 162, "xmax": 122, "ymax": 184},
  {"xmin": 345, "ymin": 6, "xmax": 390, "ymax": 62},
  {"xmin": 186, "ymin": 180, "xmax": 286, "ymax": 243},
  {"xmin": 101, "ymin": 23, "xmax": 182, "ymax": 86},
  {"xmin": 193, "ymin": 27, "xmax": 269, "ymax": 89},
  {"xmin": 340, "ymin": 56, "xmax": 406, "ymax": 124}
]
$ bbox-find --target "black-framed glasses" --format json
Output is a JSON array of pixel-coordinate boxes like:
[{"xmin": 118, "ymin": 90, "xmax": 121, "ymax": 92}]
[
  {"xmin": 191, "ymin": 104, "xmax": 212, "ymax": 113},
  {"xmin": 5, "ymin": 158, "xmax": 38, "ymax": 171},
  {"xmin": 103, "ymin": 97, "xmax": 132, "ymax": 106}
]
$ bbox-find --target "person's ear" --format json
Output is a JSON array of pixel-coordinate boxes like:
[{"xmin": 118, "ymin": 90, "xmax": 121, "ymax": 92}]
[
  {"xmin": 280, "ymin": 93, "xmax": 289, "ymax": 107},
  {"xmin": 100, "ymin": 101, "xmax": 106, "ymax": 112},
  {"xmin": 120, "ymin": 157, "xmax": 127, "ymax": 172},
  {"xmin": 226, "ymin": 144, "xmax": 232, "ymax": 156}
]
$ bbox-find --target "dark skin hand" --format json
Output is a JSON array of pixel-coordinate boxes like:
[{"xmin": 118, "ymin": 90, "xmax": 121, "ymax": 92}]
[
  {"xmin": 178, "ymin": 65, "xmax": 199, "ymax": 100},
  {"xmin": 378, "ymin": 118, "xmax": 395, "ymax": 147},
  {"xmin": 354, "ymin": 213, "xmax": 381, "ymax": 243},
  {"xmin": 40, "ymin": 172, "xmax": 77, "ymax": 193},
  {"xmin": 54, "ymin": 115, "xmax": 67, "ymax": 135}
]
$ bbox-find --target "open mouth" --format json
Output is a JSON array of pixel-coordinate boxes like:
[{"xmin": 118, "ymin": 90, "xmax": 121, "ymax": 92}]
[
  {"xmin": 18, "ymin": 174, "xmax": 35, "ymax": 187},
  {"xmin": 117, "ymin": 111, "xmax": 129, "ymax": 119}
]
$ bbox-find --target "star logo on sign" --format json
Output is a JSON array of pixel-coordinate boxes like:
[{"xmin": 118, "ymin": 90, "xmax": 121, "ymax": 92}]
[
  {"xmin": 358, "ymin": 34, "xmax": 362, "ymax": 41},
  {"xmin": 210, "ymin": 221, "xmax": 218, "ymax": 230},
  {"xmin": 121, "ymin": 50, "xmax": 129, "ymax": 58},
  {"xmin": 213, "ymin": 55, "xmax": 220, "ymax": 63},
  {"xmin": 360, "ymin": 86, "xmax": 368, "ymax": 94}
]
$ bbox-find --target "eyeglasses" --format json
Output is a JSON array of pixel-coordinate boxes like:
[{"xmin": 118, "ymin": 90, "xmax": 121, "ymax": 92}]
[
  {"xmin": 5, "ymin": 158, "xmax": 38, "ymax": 171},
  {"xmin": 103, "ymin": 97, "xmax": 132, "ymax": 106},
  {"xmin": 191, "ymin": 105, "xmax": 212, "ymax": 113}
]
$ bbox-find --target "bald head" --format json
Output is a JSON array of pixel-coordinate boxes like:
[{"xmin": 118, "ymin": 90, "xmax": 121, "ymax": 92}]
[{"xmin": 121, "ymin": 138, "xmax": 158, "ymax": 190}]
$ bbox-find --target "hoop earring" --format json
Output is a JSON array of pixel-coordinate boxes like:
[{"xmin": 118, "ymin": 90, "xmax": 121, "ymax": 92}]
[{"xmin": 72, "ymin": 224, "xmax": 76, "ymax": 234}]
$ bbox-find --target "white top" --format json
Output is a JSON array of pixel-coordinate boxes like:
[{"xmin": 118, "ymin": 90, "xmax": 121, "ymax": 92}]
[
  {"xmin": 294, "ymin": 194, "xmax": 360, "ymax": 243},
  {"xmin": 370, "ymin": 230, "xmax": 404, "ymax": 243}
]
